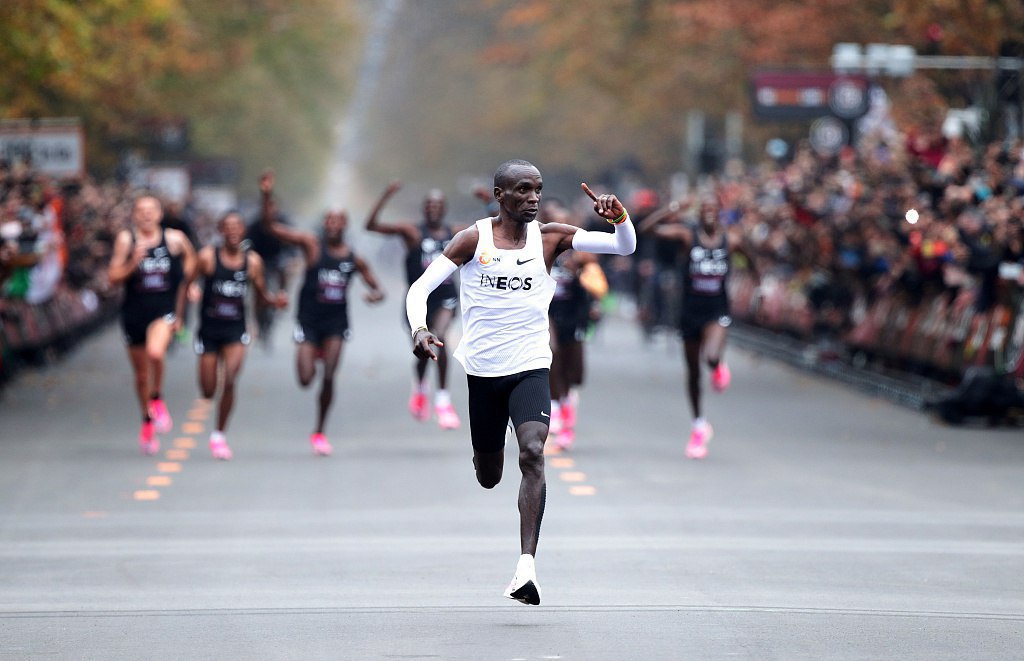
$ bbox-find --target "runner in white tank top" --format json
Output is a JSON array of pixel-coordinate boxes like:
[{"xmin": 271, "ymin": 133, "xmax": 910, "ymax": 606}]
[
  {"xmin": 404, "ymin": 159, "xmax": 636, "ymax": 606},
  {"xmin": 453, "ymin": 217, "xmax": 556, "ymax": 377}
]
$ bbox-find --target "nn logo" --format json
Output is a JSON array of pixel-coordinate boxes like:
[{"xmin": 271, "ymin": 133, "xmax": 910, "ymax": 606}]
[
  {"xmin": 478, "ymin": 251, "xmax": 501, "ymax": 266},
  {"xmin": 479, "ymin": 274, "xmax": 533, "ymax": 291}
]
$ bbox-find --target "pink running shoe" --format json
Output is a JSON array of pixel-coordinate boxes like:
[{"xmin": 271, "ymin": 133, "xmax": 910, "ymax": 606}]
[
  {"xmin": 408, "ymin": 392, "xmax": 430, "ymax": 422},
  {"xmin": 685, "ymin": 421, "xmax": 713, "ymax": 459},
  {"xmin": 139, "ymin": 421, "xmax": 159, "ymax": 455},
  {"xmin": 554, "ymin": 427, "xmax": 575, "ymax": 450},
  {"xmin": 209, "ymin": 435, "xmax": 233, "ymax": 461},
  {"xmin": 150, "ymin": 399, "xmax": 173, "ymax": 434},
  {"xmin": 711, "ymin": 363, "xmax": 731, "ymax": 393},
  {"xmin": 435, "ymin": 403, "xmax": 461, "ymax": 430},
  {"xmin": 310, "ymin": 432, "xmax": 332, "ymax": 457},
  {"xmin": 561, "ymin": 402, "xmax": 576, "ymax": 431}
]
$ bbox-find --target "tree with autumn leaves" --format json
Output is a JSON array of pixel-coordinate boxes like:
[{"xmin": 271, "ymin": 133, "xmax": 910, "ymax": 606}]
[
  {"xmin": 0, "ymin": 0, "xmax": 359, "ymax": 201},
  {"xmin": 360, "ymin": 1, "xmax": 1024, "ymax": 189},
  {"xmin": 4, "ymin": 1, "xmax": 1024, "ymax": 199}
]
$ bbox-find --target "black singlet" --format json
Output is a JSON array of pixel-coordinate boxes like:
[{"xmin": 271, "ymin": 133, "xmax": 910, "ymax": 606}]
[
  {"xmin": 200, "ymin": 248, "xmax": 249, "ymax": 337},
  {"xmin": 682, "ymin": 226, "xmax": 730, "ymax": 306},
  {"xmin": 122, "ymin": 229, "xmax": 183, "ymax": 320},
  {"xmin": 297, "ymin": 243, "xmax": 357, "ymax": 326}
]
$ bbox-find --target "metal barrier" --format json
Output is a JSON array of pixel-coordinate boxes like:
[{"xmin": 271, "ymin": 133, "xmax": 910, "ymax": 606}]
[{"xmin": 730, "ymin": 272, "xmax": 1024, "ymax": 381}]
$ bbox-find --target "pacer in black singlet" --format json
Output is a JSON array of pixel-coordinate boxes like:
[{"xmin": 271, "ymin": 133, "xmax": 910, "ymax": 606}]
[
  {"xmin": 108, "ymin": 194, "xmax": 195, "ymax": 455},
  {"xmin": 639, "ymin": 196, "xmax": 759, "ymax": 460},
  {"xmin": 541, "ymin": 199, "xmax": 608, "ymax": 451},
  {"xmin": 121, "ymin": 229, "xmax": 184, "ymax": 346},
  {"xmin": 258, "ymin": 174, "xmax": 384, "ymax": 457},
  {"xmin": 364, "ymin": 182, "xmax": 463, "ymax": 430},
  {"xmin": 190, "ymin": 211, "xmax": 287, "ymax": 460}
]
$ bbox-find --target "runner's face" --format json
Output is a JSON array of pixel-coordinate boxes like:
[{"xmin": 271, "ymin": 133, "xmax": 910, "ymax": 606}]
[
  {"xmin": 497, "ymin": 167, "xmax": 542, "ymax": 224},
  {"xmin": 220, "ymin": 213, "xmax": 245, "ymax": 249},
  {"xmin": 423, "ymin": 195, "xmax": 445, "ymax": 225},
  {"xmin": 324, "ymin": 211, "xmax": 347, "ymax": 242},
  {"xmin": 699, "ymin": 204, "xmax": 718, "ymax": 233},
  {"xmin": 132, "ymin": 197, "xmax": 162, "ymax": 232}
]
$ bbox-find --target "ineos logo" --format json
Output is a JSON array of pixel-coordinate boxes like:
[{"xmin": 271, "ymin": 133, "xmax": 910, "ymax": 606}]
[{"xmin": 479, "ymin": 274, "xmax": 533, "ymax": 291}]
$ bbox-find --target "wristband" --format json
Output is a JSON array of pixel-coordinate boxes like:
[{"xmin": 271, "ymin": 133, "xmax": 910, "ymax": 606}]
[
  {"xmin": 412, "ymin": 326, "xmax": 428, "ymax": 340},
  {"xmin": 607, "ymin": 210, "xmax": 628, "ymax": 225}
]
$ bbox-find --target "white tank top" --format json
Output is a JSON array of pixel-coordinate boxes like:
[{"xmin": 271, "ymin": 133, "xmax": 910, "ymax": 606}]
[{"xmin": 453, "ymin": 218, "xmax": 556, "ymax": 377}]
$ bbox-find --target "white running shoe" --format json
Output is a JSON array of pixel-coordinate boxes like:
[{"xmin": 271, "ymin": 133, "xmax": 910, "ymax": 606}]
[{"xmin": 504, "ymin": 554, "xmax": 541, "ymax": 605}]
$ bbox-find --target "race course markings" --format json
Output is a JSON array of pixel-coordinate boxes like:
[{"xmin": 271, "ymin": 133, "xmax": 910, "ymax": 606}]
[
  {"xmin": 130, "ymin": 398, "xmax": 210, "ymax": 503},
  {"xmin": 545, "ymin": 443, "xmax": 597, "ymax": 496}
]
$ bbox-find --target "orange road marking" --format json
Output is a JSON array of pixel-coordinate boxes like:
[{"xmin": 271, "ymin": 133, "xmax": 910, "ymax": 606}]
[
  {"xmin": 82, "ymin": 511, "xmax": 108, "ymax": 518},
  {"xmin": 173, "ymin": 437, "xmax": 196, "ymax": 449},
  {"xmin": 133, "ymin": 490, "xmax": 160, "ymax": 501},
  {"xmin": 165, "ymin": 449, "xmax": 189, "ymax": 461},
  {"xmin": 543, "ymin": 444, "xmax": 562, "ymax": 456},
  {"xmin": 147, "ymin": 476, "xmax": 172, "ymax": 487},
  {"xmin": 550, "ymin": 457, "xmax": 575, "ymax": 469},
  {"xmin": 569, "ymin": 485, "xmax": 597, "ymax": 496},
  {"xmin": 559, "ymin": 471, "xmax": 586, "ymax": 483},
  {"xmin": 188, "ymin": 410, "xmax": 206, "ymax": 421},
  {"xmin": 182, "ymin": 422, "xmax": 204, "ymax": 434},
  {"xmin": 156, "ymin": 462, "xmax": 182, "ymax": 473}
]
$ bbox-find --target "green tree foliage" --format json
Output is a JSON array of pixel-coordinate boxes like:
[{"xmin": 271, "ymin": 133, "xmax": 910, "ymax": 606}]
[{"xmin": 0, "ymin": 0, "xmax": 358, "ymax": 203}]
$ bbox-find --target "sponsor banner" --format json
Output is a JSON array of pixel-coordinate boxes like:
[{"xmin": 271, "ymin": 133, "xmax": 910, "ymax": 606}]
[{"xmin": 0, "ymin": 119, "xmax": 85, "ymax": 178}]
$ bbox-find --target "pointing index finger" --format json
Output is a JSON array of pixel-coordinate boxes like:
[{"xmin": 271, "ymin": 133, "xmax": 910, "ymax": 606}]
[{"xmin": 580, "ymin": 182, "xmax": 599, "ymax": 202}]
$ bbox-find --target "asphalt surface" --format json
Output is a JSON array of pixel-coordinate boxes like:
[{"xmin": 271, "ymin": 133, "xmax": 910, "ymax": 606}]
[{"xmin": 1, "ymin": 274, "xmax": 1022, "ymax": 660}]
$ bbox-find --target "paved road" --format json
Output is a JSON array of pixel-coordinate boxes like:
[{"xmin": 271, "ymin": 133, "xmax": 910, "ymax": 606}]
[{"xmin": 1, "ymin": 277, "xmax": 1022, "ymax": 660}]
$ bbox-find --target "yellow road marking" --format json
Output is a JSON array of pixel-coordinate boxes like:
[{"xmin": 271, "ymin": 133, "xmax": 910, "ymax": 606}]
[
  {"xmin": 569, "ymin": 485, "xmax": 596, "ymax": 496},
  {"xmin": 559, "ymin": 471, "xmax": 586, "ymax": 483},
  {"xmin": 549, "ymin": 457, "xmax": 575, "ymax": 468},
  {"xmin": 156, "ymin": 462, "xmax": 182, "ymax": 473},
  {"xmin": 164, "ymin": 449, "xmax": 189, "ymax": 461},
  {"xmin": 147, "ymin": 476, "xmax": 172, "ymax": 487},
  {"xmin": 182, "ymin": 422, "xmax": 204, "ymax": 434},
  {"xmin": 133, "ymin": 490, "xmax": 160, "ymax": 501},
  {"xmin": 173, "ymin": 437, "xmax": 196, "ymax": 449}
]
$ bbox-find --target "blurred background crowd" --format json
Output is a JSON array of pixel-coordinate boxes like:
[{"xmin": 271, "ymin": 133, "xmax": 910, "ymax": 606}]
[{"xmin": 2, "ymin": 1, "xmax": 1024, "ymax": 403}]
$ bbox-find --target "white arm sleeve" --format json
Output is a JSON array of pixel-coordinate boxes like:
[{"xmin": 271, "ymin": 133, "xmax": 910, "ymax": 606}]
[
  {"xmin": 570, "ymin": 215, "xmax": 637, "ymax": 255},
  {"xmin": 406, "ymin": 255, "xmax": 459, "ymax": 332}
]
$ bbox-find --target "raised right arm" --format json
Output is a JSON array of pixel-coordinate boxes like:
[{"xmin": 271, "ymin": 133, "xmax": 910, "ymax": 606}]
[
  {"xmin": 364, "ymin": 181, "xmax": 420, "ymax": 248},
  {"xmin": 258, "ymin": 172, "xmax": 318, "ymax": 263}
]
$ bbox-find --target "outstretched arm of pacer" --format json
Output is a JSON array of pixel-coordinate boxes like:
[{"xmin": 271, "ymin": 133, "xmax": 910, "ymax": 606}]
[
  {"xmin": 569, "ymin": 182, "xmax": 637, "ymax": 256},
  {"xmin": 406, "ymin": 254, "xmax": 459, "ymax": 360}
]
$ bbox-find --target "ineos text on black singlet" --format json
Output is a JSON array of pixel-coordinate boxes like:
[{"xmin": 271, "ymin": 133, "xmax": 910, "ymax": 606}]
[
  {"xmin": 682, "ymin": 226, "xmax": 730, "ymax": 303},
  {"xmin": 200, "ymin": 249, "xmax": 249, "ymax": 337},
  {"xmin": 298, "ymin": 244, "xmax": 357, "ymax": 326},
  {"xmin": 123, "ymin": 229, "xmax": 183, "ymax": 319}
]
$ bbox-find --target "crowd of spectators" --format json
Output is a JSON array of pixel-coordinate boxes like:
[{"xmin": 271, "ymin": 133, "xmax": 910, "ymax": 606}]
[
  {"xmin": 0, "ymin": 159, "xmax": 132, "ymax": 377},
  {"xmin": 627, "ymin": 125, "xmax": 1024, "ymax": 352},
  {"xmin": 5, "ymin": 113, "xmax": 1024, "ymax": 385}
]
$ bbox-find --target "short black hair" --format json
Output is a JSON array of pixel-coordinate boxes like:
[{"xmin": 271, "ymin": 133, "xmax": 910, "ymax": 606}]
[{"xmin": 494, "ymin": 159, "xmax": 537, "ymax": 189}]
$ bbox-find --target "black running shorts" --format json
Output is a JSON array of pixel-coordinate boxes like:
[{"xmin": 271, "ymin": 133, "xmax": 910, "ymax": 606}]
[
  {"xmin": 466, "ymin": 368, "xmax": 551, "ymax": 453},
  {"xmin": 293, "ymin": 315, "xmax": 350, "ymax": 346},
  {"xmin": 121, "ymin": 311, "xmax": 176, "ymax": 347},
  {"xmin": 679, "ymin": 296, "xmax": 731, "ymax": 340},
  {"xmin": 195, "ymin": 327, "xmax": 250, "ymax": 354}
]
